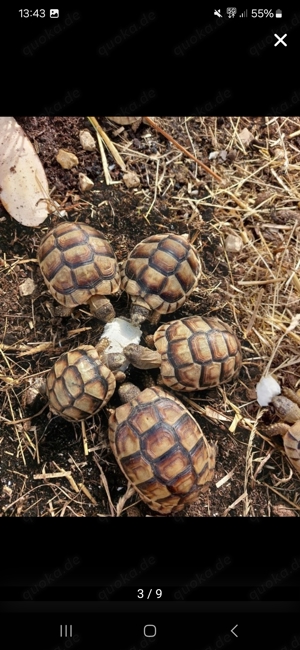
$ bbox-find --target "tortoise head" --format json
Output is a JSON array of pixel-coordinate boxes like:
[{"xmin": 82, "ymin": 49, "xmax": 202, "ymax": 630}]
[{"xmin": 89, "ymin": 296, "xmax": 115, "ymax": 322}]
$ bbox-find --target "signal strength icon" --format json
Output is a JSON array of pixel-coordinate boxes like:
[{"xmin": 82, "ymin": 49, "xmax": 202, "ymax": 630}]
[{"xmin": 239, "ymin": 9, "xmax": 248, "ymax": 17}]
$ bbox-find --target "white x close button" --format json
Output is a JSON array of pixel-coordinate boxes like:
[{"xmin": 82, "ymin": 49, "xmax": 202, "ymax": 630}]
[{"xmin": 274, "ymin": 33, "xmax": 287, "ymax": 46}]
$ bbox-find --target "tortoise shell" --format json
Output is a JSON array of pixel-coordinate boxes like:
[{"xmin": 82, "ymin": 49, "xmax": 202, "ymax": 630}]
[
  {"xmin": 270, "ymin": 392, "xmax": 300, "ymax": 475},
  {"xmin": 153, "ymin": 316, "xmax": 242, "ymax": 391},
  {"xmin": 46, "ymin": 345, "xmax": 116, "ymax": 421},
  {"xmin": 282, "ymin": 426, "xmax": 300, "ymax": 474},
  {"xmin": 38, "ymin": 221, "xmax": 120, "ymax": 310},
  {"xmin": 108, "ymin": 386, "xmax": 216, "ymax": 514},
  {"xmin": 120, "ymin": 233, "xmax": 201, "ymax": 315}
]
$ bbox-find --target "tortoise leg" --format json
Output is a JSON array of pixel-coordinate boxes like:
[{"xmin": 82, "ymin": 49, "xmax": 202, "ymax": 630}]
[
  {"xmin": 271, "ymin": 395, "xmax": 300, "ymax": 424},
  {"xmin": 282, "ymin": 386, "xmax": 300, "ymax": 408},
  {"xmin": 149, "ymin": 310, "xmax": 162, "ymax": 326},
  {"xmin": 268, "ymin": 421, "xmax": 300, "ymax": 474},
  {"xmin": 268, "ymin": 422, "xmax": 291, "ymax": 437},
  {"xmin": 55, "ymin": 305, "xmax": 73, "ymax": 317},
  {"xmin": 114, "ymin": 371, "xmax": 127, "ymax": 383},
  {"xmin": 144, "ymin": 334, "xmax": 155, "ymax": 348},
  {"xmin": 283, "ymin": 422, "xmax": 300, "ymax": 474}
]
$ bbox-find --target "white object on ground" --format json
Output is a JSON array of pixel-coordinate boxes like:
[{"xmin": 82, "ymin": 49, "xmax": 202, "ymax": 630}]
[
  {"xmin": 99, "ymin": 317, "xmax": 142, "ymax": 370},
  {"xmin": 256, "ymin": 375, "xmax": 281, "ymax": 406}
]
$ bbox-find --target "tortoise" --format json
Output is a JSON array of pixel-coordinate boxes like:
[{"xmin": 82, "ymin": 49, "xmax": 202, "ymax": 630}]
[
  {"xmin": 108, "ymin": 383, "xmax": 216, "ymax": 515},
  {"xmin": 46, "ymin": 345, "xmax": 118, "ymax": 421},
  {"xmin": 123, "ymin": 315, "xmax": 242, "ymax": 392},
  {"xmin": 120, "ymin": 233, "xmax": 201, "ymax": 326},
  {"xmin": 38, "ymin": 221, "xmax": 120, "ymax": 322},
  {"xmin": 268, "ymin": 387, "xmax": 300, "ymax": 475}
]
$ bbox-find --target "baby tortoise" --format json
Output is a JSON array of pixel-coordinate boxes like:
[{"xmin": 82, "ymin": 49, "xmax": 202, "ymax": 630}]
[
  {"xmin": 38, "ymin": 221, "xmax": 120, "ymax": 322},
  {"xmin": 120, "ymin": 233, "xmax": 201, "ymax": 326},
  {"xmin": 124, "ymin": 316, "xmax": 242, "ymax": 392},
  {"xmin": 108, "ymin": 383, "xmax": 216, "ymax": 515},
  {"xmin": 46, "ymin": 344, "xmax": 126, "ymax": 421}
]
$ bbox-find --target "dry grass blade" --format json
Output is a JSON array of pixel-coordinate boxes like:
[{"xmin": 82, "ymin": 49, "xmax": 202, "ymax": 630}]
[
  {"xmin": 78, "ymin": 483, "xmax": 98, "ymax": 505},
  {"xmin": 81, "ymin": 420, "xmax": 89, "ymax": 456},
  {"xmin": 87, "ymin": 116, "xmax": 127, "ymax": 171},
  {"xmin": 0, "ymin": 405, "xmax": 48, "ymax": 426},
  {"xmin": 93, "ymin": 453, "xmax": 115, "ymax": 516},
  {"xmin": 116, "ymin": 484, "xmax": 136, "ymax": 516},
  {"xmin": 222, "ymin": 490, "xmax": 248, "ymax": 516}
]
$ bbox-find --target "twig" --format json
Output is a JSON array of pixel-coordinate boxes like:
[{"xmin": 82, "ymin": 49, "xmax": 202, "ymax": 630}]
[{"xmin": 144, "ymin": 117, "xmax": 222, "ymax": 182}]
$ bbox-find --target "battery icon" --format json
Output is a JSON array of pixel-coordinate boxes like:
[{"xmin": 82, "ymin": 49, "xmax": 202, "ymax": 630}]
[{"xmin": 276, "ymin": 9, "xmax": 282, "ymax": 18}]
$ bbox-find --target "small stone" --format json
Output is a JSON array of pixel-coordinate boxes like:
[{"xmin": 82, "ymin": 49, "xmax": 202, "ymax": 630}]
[
  {"xmin": 107, "ymin": 117, "xmax": 141, "ymax": 125},
  {"xmin": 123, "ymin": 171, "xmax": 140, "ymax": 188},
  {"xmin": 48, "ymin": 200, "xmax": 68, "ymax": 218},
  {"xmin": 126, "ymin": 506, "xmax": 141, "ymax": 517},
  {"xmin": 2, "ymin": 485, "xmax": 13, "ymax": 498},
  {"xmin": 219, "ymin": 150, "xmax": 227, "ymax": 161},
  {"xmin": 274, "ymin": 147, "xmax": 285, "ymax": 159},
  {"xmin": 272, "ymin": 504, "xmax": 296, "ymax": 517},
  {"xmin": 224, "ymin": 234, "xmax": 243, "ymax": 253},
  {"xmin": 238, "ymin": 127, "xmax": 254, "ymax": 147},
  {"xmin": 79, "ymin": 129, "xmax": 96, "ymax": 151},
  {"xmin": 19, "ymin": 278, "xmax": 36, "ymax": 296},
  {"xmin": 79, "ymin": 173, "xmax": 94, "ymax": 192},
  {"xmin": 56, "ymin": 149, "xmax": 79, "ymax": 169},
  {"xmin": 25, "ymin": 377, "xmax": 46, "ymax": 405}
]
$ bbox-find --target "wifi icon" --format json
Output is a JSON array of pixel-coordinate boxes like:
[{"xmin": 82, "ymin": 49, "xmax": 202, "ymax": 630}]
[{"xmin": 239, "ymin": 10, "xmax": 248, "ymax": 17}]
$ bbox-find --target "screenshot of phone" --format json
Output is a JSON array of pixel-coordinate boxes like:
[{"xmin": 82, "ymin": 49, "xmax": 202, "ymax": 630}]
[{"xmin": 0, "ymin": 6, "xmax": 299, "ymax": 648}]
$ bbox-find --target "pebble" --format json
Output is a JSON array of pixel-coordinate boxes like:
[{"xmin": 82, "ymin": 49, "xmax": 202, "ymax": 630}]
[{"xmin": 56, "ymin": 149, "xmax": 79, "ymax": 169}]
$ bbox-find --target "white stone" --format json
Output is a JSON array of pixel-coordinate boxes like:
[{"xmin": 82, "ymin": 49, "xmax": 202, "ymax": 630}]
[
  {"xmin": 225, "ymin": 234, "xmax": 243, "ymax": 253},
  {"xmin": 79, "ymin": 173, "xmax": 94, "ymax": 192},
  {"xmin": 123, "ymin": 171, "xmax": 140, "ymax": 188},
  {"xmin": 19, "ymin": 278, "xmax": 36, "ymax": 296},
  {"xmin": 79, "ymin": 129, "xmax": 96, "ymax": 151}
]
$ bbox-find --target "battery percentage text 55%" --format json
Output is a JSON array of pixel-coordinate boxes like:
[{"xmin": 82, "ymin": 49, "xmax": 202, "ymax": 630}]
[
  {"xmin": 252, "ymin": 9, "xmax": 275, "ymax": 17},
  {"xmin": 137, "ymin": 589, "xmax": 162, "ymax": 599}
]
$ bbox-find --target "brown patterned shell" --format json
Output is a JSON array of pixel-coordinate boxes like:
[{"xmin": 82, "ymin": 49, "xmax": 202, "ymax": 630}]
[
  {"xmin": 120, "ymin": 233, "xmax": 201, "ymax": 314},
  {"xmin": 46, "ymin": 345, "xmax": 116, "ymax": 421},
  {"xmin": 38, "ymin": 222, "xmax": 120, "ymax": 309},
  {"xmin": 270, "ymin": 394, "xmax": 300, "ymax": 475},
  {"xmin": 108, "ymin": 386, "xmax": 216, "ymax": 515},
  {"xmin": 282, "ymin": 425, "xmax": 300, "ymax": 474},
  {"xmin": 153, "ymin": 316, "xmax": 242, "ymax": 391}
]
